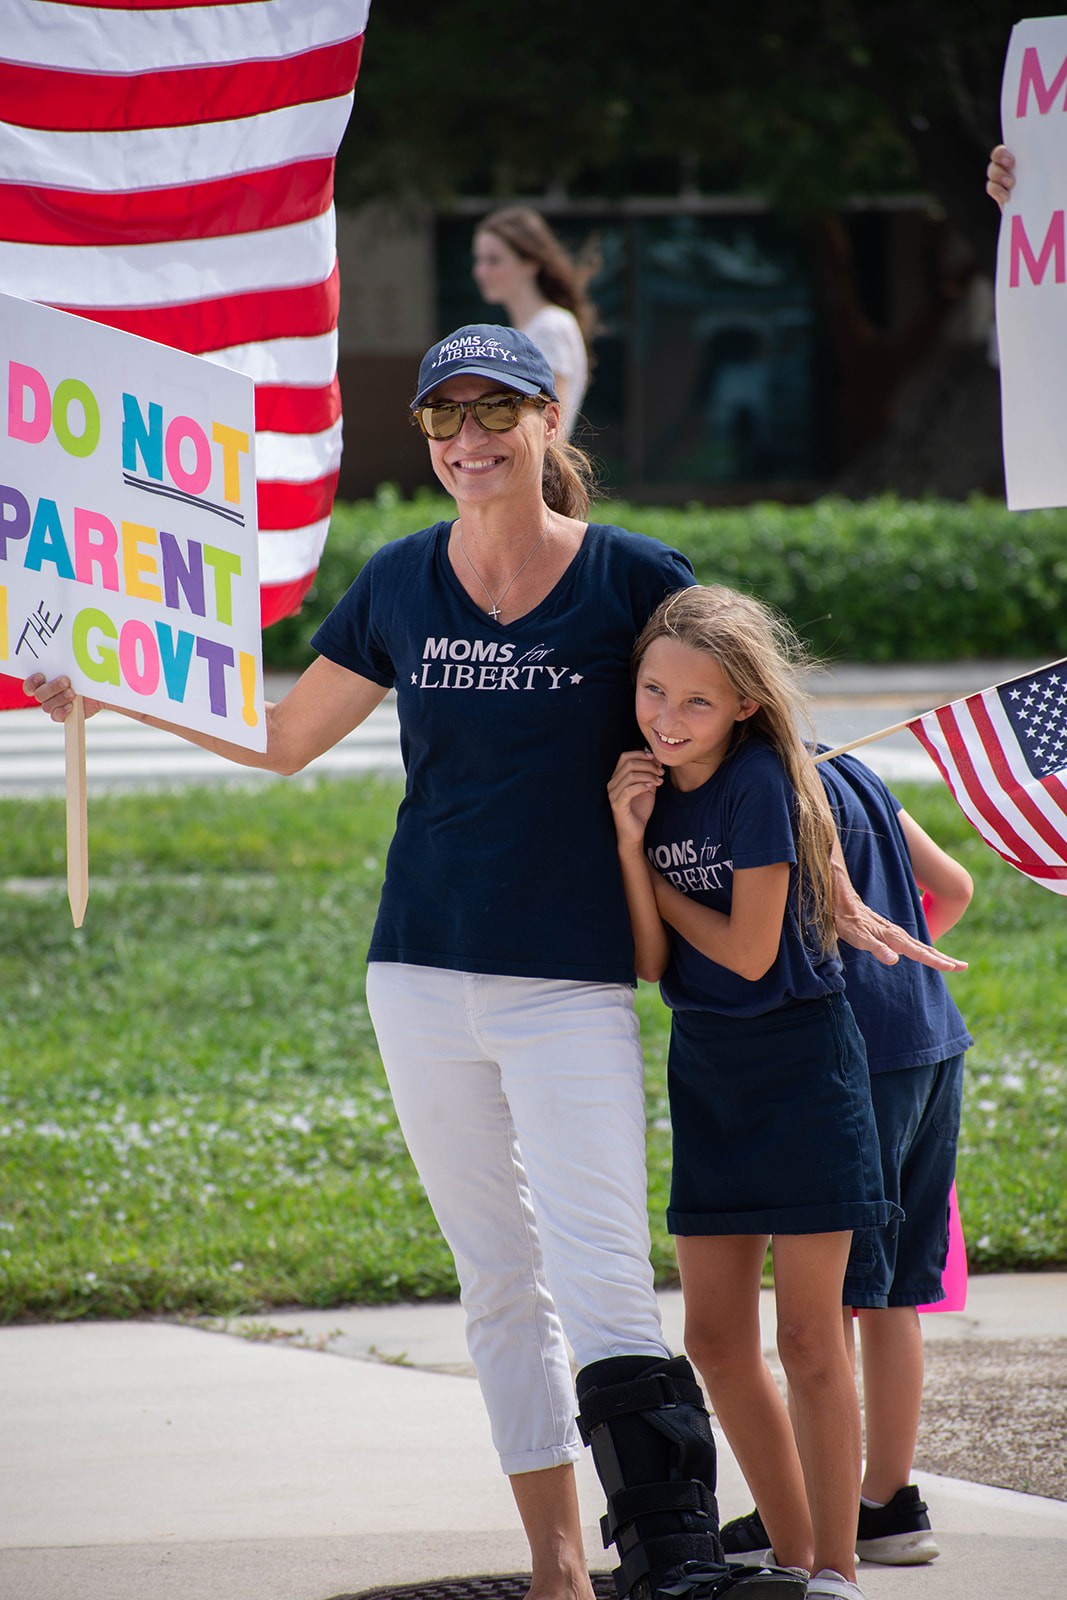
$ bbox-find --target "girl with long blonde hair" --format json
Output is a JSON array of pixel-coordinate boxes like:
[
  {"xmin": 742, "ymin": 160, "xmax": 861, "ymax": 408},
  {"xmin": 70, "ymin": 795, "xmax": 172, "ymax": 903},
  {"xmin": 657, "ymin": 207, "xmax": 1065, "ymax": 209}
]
[{"xmin": 608, "ymin": 584, "xmax": 899, "ymax": 1600}]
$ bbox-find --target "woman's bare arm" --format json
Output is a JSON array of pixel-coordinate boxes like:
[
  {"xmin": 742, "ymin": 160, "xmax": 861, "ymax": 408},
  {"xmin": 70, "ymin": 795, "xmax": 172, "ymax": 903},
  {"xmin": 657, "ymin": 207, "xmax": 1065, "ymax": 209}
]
[{"xmin": 23, "ymin": 655, "xmax": 389, "ymax": 776}]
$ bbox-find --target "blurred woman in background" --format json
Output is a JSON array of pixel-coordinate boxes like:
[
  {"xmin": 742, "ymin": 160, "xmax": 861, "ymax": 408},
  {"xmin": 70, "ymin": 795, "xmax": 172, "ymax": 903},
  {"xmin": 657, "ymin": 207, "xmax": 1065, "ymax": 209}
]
[{"xmin": 473, "ymin": 206, "xmax": 597, "ymax": 439}]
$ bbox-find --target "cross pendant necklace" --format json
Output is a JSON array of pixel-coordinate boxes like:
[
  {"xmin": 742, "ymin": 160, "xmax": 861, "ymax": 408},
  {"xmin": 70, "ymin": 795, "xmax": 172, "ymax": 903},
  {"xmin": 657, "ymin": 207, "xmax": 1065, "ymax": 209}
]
[{"xmin": 457, "ymin": 520, "xmax": 549, "ymax": 624}]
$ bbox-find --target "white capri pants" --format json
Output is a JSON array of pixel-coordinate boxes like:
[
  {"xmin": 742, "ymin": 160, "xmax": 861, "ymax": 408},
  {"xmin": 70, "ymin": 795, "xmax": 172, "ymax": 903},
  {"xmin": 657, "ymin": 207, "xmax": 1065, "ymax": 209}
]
[{"xmin": 365, "ymin": 962, "xmax": 670, "ymax": 1474}]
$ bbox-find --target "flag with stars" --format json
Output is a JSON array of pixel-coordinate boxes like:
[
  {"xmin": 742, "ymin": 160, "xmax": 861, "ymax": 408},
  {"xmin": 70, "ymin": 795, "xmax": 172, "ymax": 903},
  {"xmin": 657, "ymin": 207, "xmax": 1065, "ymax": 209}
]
[{"xmin": 908, "ymin": 660, "xmax": 1067, "ymax": 894}]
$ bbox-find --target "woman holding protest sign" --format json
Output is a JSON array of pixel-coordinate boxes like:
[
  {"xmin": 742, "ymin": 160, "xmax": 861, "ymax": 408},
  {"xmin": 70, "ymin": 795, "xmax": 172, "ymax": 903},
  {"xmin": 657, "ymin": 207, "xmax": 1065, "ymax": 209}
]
[{"xmin": 26, "ymin": 322, "xmax": 963, "ymax": 1600}]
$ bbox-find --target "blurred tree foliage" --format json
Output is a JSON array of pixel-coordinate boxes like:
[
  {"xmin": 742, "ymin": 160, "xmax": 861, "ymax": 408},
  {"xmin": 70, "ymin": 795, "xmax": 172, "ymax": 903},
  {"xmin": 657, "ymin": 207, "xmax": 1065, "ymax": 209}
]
[{"xmin": 341, "ymin": 2, "xmax": 1041, "ymax": 262}]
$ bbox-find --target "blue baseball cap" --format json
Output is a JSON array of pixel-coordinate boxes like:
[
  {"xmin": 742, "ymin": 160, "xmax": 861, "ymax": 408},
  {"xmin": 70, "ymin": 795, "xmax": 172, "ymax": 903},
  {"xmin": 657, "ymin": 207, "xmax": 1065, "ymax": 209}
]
[{"xmin": 413, "ymin": 324, "xmax": 558, "ymax": 406}]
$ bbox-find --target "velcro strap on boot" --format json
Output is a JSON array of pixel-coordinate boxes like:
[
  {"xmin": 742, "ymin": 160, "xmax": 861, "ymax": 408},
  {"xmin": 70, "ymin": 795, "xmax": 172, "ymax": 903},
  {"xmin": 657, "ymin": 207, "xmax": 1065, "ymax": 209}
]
[
  {"xmin": 612, "ymin": 1543, "xmax": 652, "ymax": 1600},
  {"xmin": 658, "ymin": 1570, "xmax": 738, "ymax": 1600},
  {"xmin": 613, "ymin": 1535, "xmax": 730, "ymax": 1600},
  {"xmin": 601, "ymin": 1480, "xmax": 718, "ymax": 1547},
  {"xmin": 659, "ymin": 1565, "xmax": 807, "ymax": 1598},
  {"xmin": 577, "ymin": 1372, "xmax": 707, "ymax": 1443}
]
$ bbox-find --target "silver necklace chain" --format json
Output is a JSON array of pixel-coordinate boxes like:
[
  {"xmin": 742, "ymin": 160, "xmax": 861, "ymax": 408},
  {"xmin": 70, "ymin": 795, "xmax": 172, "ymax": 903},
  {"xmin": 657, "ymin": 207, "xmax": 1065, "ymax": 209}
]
[{"xmin": 457, "ymin": 522, "xmax": 549, "ymax": 621}]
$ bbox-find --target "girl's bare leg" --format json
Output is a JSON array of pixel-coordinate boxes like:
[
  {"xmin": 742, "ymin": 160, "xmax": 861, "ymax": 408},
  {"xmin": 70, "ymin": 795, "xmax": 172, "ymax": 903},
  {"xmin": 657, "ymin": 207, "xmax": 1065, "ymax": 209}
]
[
  {"xmin": 772, "ymin": 1233, "xmax": 861, "ymax": 1584},
  {"xmin": 676, "ymin": 1233, "xmax": 812, "ymax": 1573},
  {"xmin": 510, "ymin": 1463, "xmax": 597, "ymax": 1600}
]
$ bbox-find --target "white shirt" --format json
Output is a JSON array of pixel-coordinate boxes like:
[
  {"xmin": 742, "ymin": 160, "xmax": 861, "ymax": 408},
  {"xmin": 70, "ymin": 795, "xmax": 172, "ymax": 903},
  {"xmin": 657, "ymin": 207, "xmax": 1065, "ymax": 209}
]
[{"xmin": 521, "ymin": 304, "xmax": 589, "ymax": 440}]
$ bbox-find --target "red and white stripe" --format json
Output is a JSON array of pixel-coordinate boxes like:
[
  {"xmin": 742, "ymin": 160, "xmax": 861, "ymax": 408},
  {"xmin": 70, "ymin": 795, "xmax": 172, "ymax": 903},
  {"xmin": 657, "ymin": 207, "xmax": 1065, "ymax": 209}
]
[
  {"xmin": 0, "ymin": 0, "xmax": 368, "ymax": 708},
  {"xmin": 909, "ymin": 680, "xmax": 1067, "ymax": 895}
]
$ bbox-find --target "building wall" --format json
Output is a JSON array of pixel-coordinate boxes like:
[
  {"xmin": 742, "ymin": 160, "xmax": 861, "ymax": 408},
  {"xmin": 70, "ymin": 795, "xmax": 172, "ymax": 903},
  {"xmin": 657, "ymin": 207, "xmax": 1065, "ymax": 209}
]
[
  {"xmin": 333, "ymin": 197, "xmax": 966, "ymax": 504},
  {"xmin": 335, "ymin": 204, "xmax": 437, "ymax": 499}
]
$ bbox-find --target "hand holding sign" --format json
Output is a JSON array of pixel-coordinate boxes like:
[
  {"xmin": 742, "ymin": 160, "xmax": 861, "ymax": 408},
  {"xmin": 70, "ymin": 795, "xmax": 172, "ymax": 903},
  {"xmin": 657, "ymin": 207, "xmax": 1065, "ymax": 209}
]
[{"xmin": 986, "ymin": 144, "xmax": 1016, "ymax": 210}]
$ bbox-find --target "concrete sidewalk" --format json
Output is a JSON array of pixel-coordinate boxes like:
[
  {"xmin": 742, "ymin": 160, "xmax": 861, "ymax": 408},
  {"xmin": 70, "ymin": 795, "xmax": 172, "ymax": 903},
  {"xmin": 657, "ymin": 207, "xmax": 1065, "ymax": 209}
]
[{"xmin": 2, "ymin": 1276, "xmax": 1064, "ymax": 1600}]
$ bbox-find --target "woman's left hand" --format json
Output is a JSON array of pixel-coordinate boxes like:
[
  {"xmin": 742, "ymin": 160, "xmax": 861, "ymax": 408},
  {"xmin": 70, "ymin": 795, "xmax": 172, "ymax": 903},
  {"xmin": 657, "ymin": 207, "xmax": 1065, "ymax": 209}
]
[{"xmin": 832, "ymin": 861, "xmax": 967, "ymax": 971}]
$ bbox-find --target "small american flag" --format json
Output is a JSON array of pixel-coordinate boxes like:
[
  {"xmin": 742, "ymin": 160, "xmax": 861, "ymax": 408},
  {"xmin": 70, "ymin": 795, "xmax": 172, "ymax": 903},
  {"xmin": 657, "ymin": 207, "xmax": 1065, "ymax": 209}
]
[
  {"xmin": 0, "ymin": 0, "xmax": 370, "ymax": 709},
  {"xmin": 908, "ymin": 660, "xmax": 1067, "ymax": 895}
]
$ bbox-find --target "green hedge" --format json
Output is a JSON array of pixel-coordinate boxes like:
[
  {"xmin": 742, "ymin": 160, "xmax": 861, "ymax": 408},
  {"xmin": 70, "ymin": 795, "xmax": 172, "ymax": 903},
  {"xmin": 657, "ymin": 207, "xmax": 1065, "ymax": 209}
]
[{"xmin": 263, "ymin": 489, "xmax": 1067, "ymax": 671}]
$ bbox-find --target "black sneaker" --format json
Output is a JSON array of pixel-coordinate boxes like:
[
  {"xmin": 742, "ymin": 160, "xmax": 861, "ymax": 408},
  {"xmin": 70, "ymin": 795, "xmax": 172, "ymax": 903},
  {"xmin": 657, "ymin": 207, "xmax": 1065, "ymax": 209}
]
[
  {"xmin": 856, "ymin": 1485, "xmax": 939, "ymax": 1565},
  {"xmin": 719, "ymin": 1508, "xmax": 774, "ymax": 1567}
]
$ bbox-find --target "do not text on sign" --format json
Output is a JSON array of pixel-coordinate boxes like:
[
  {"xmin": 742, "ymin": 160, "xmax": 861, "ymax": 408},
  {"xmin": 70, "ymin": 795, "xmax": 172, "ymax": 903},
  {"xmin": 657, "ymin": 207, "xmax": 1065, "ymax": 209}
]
[
  {"xmin": 997, "ymin": 15, "xmax": 1067, "ymax": 511},
  {"xmin": 0, "ymin": 293, "xmax": 266, "ymax": 750}
]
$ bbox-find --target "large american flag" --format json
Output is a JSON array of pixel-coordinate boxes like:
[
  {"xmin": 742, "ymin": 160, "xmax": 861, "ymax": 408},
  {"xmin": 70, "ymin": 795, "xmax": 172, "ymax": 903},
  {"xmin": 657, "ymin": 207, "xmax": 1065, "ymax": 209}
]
[
  {"xmin": 909, "ymin": 660, "xmax": 1067, "ymax": 895},
  {"xmin": 0, "ymin": 0, "xmax": 370, "ymax": 710}
]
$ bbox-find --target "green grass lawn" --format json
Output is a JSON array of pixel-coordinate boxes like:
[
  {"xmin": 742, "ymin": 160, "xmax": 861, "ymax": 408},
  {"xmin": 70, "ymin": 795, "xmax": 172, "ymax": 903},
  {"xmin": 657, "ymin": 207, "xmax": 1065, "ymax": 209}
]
[{"xmin": 1, "ymin": 775, "xmax": 1064, "ymax": 1323}]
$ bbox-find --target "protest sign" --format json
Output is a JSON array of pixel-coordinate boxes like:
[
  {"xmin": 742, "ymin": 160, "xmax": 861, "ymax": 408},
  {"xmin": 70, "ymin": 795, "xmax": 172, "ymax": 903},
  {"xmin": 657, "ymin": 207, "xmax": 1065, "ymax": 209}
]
[
  {"xmin": 996, "ymin": 15, "xmax": 1067, "ymax": 509},
  {"xmin": 0, "ymin": 293, "xmax": 265, "ymax": 749}
]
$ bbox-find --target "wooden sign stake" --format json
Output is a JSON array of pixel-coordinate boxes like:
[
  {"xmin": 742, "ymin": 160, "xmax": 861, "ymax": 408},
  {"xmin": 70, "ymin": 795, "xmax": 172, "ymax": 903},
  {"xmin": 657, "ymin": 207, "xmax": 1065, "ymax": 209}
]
[{"xmin": 64, "ymin": 695, "xmax": 88, "ymax": 927}]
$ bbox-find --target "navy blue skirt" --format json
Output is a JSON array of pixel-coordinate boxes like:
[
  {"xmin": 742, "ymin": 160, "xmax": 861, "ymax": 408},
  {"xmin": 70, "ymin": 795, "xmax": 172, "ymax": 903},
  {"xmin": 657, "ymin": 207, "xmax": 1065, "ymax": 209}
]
[{"xmin": 667, "ymin": 992, "xmax": 902, "ymax": 1236}]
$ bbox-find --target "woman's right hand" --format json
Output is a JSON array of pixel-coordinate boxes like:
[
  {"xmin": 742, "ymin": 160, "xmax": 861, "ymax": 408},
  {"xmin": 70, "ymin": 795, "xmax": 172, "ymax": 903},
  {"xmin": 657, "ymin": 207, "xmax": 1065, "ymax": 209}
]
[
  {"xmin": 22, "ymin": 673, "xmax": 106, "ymax": 723},
  {"xmin": 987, "ymin": 145, "xmax": 1015, "ymax": 210},
  {"xmin": 607, "ymin": 749, "xmax": 663, "ymax": 846}
]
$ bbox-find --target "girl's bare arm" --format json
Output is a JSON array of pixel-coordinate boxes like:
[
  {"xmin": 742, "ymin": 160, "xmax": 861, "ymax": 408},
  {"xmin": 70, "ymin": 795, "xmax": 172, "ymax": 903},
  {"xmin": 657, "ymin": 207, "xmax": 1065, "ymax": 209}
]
[{"xmin": 651, "ymin": 862, "xmax": 789, "ymax": 982}]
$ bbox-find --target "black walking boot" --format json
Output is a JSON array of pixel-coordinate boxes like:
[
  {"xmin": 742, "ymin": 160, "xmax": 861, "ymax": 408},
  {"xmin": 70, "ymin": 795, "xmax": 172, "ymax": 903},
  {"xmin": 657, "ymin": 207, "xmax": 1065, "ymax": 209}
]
[{"xmin": 576, "ymin": 1355, "xmax": 807, "ymax": 1600}]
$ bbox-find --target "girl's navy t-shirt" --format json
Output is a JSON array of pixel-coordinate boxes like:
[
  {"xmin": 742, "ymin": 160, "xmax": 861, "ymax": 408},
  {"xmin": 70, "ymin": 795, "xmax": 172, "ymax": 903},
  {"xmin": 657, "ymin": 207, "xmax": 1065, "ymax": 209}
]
[
  {"xmin": 644, "ymin": 738, "xmax": 845, "ymax": 1017},
  {"xmin": 311, "ymin": 521, "xmax": 693, "ymax": 983}
]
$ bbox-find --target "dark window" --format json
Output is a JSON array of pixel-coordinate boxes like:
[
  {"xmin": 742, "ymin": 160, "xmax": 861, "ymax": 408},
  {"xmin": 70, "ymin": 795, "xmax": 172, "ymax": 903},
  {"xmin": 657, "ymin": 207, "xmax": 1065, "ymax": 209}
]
[{"xmin": 435, "ymin": 209, "xmax": 821, "ymax": 499}]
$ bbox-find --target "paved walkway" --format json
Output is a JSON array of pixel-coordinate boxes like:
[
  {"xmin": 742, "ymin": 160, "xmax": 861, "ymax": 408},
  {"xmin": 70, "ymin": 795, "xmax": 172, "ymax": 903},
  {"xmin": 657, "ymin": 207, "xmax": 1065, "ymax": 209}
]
[{"xmin": 1, "ymin": 1275, "xmax": 1064, "ymax": 1600}]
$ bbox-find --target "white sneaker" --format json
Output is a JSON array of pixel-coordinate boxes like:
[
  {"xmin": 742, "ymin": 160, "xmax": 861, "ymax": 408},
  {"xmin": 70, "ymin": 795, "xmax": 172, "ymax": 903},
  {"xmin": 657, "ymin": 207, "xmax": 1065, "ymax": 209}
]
[{"xmin": 806, "ymin": 1571, "xmax": 866, "ymax": 1600}]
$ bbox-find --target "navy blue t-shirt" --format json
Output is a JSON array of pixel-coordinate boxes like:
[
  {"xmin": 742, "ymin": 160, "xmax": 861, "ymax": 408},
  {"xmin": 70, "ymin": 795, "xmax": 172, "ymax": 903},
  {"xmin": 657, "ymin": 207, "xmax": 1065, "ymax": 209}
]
[
  {"xmin": 818, "ymin": 751, "xmax": 972, "ymax": 1073},
  {"xmin": 645, "ymin": 737, "xmax": 845, "ymax": 1017},
  {"xmin": 311, "ymin": 521, "xmax": 693, "ymax": 983}
]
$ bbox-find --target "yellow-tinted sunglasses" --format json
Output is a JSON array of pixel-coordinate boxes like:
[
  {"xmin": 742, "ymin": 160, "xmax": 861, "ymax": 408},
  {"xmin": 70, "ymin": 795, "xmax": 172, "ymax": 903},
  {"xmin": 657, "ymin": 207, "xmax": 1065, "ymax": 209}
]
[{"xmin": 411, "ymin": 392, "xmax": 549, "ymax": 441}]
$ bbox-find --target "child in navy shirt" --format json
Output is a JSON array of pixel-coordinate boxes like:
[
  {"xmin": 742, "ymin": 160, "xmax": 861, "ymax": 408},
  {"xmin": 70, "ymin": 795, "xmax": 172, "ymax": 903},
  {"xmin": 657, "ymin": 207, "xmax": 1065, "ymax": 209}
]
[
  {"xmin": 720, "ymin": 755, "xmax": 972, "ymax": 1572},
  {"xmin": 609, "ymin": 585, "xmax": 898, "ymax": 1600},
  {"xmin": 823, "ymin": 754, "xmax": 972, "ymax": 1562}
]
